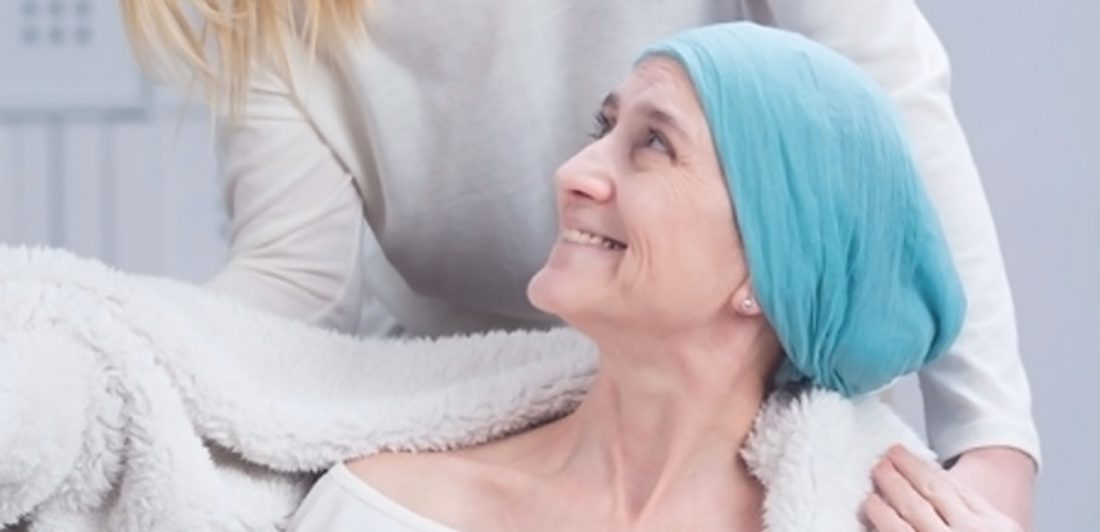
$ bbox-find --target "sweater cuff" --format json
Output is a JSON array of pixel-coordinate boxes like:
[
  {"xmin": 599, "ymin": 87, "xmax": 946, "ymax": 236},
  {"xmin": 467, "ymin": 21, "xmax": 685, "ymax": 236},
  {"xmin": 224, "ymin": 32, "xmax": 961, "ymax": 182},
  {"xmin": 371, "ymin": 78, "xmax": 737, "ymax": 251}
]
[{"xmin": 929, "ymin": 419, "xmax": 1042, "ymax": 472}]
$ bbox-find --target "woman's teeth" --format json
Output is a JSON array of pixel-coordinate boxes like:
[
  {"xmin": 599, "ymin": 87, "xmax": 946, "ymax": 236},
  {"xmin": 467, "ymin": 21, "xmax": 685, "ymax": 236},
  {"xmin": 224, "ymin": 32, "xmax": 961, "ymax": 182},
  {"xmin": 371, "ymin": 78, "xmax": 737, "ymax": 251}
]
[{"xmin": 562, "ymin": 228, "xmax": 626, "ymax": 250}]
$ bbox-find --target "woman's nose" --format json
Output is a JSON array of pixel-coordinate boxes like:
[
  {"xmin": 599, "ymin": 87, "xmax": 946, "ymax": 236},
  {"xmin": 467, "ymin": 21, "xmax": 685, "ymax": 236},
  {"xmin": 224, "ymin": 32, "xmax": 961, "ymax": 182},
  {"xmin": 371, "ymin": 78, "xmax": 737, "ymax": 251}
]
[{"xmin": 554, "ymin": 147, "xmax": 615, "ymax": 202}]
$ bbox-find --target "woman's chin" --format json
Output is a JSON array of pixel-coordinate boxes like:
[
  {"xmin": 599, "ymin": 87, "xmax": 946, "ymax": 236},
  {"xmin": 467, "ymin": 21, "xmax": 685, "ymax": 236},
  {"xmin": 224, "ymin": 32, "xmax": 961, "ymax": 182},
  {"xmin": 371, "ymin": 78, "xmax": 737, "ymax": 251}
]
[
  {"xmin": 527, "ymin": 266, "xmax": 591, "ymax": 319},
  {"xmin": 527, "ymin": 267, "xmax": 562, "ymax": 315}
]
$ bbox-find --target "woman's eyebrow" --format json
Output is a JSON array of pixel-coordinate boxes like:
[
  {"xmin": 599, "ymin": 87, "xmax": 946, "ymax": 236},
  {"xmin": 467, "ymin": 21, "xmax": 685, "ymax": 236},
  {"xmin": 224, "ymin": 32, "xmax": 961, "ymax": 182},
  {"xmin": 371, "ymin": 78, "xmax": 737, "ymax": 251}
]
[
  {"xmin": 638, "ymin": 102, "xmax": 690, "ymax": 139},
  {"xmin": 602, "ymin": 92, "xmax": 689, "ymax": 139},
  {"xmin": 601, "ymin": 92, "xmax": 619, "ymax": 111}
]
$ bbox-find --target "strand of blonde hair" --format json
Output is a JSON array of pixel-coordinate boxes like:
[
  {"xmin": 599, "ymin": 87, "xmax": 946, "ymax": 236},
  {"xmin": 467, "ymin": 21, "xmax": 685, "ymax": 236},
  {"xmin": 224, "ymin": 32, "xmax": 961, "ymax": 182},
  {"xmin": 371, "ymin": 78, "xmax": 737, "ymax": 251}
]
[{"xmin": 119, "ymin": 0, "xmax": 368, "ymax": 117}]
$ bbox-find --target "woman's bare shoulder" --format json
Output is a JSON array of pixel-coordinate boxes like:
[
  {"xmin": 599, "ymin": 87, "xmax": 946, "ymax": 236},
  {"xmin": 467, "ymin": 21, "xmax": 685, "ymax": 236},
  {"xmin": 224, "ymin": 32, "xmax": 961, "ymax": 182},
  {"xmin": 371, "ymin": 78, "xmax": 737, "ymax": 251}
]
[
  {"xmin": 342, "ymin": 418, "xmax": 574, "ymax": 527},
  {"xmin": 343, "ymin": 447, "xmax": 529, "ymax": 528},
  {"xmin": 346, "ymin": 452, "xmax": 471, "ymax": 511}
]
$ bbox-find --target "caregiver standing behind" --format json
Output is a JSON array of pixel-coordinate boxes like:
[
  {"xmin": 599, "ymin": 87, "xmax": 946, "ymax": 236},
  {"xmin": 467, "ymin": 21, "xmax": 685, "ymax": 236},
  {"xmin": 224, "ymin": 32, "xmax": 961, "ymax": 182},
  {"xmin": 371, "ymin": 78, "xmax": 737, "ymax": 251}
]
[{"xmin": 121, "ymin": 0, "xmax": 1039, "ymax": 527}]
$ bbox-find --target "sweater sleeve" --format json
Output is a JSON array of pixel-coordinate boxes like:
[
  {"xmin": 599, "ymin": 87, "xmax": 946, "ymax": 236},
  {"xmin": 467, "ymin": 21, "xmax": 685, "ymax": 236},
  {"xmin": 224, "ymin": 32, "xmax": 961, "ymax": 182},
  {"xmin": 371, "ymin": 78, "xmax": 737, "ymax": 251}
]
[
  {"xmin": 751, "ymin": 0, "xmax": 1041, "ymax": 466},
  {"xmin": 204, "ymin": 65, "xmax": 366, "ymax": 335}
]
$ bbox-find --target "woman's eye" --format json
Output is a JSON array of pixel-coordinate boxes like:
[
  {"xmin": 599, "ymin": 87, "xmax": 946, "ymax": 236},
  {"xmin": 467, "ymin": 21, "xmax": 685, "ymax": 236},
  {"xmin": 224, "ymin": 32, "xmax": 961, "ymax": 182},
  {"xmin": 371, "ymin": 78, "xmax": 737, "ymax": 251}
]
[
  {"xmin": 590, "ymin": 111, "xmax": 613, "ymax": 140},
  {"xmin": 644, "ymin": 130, "xmax": 671, "ymax": 154}
]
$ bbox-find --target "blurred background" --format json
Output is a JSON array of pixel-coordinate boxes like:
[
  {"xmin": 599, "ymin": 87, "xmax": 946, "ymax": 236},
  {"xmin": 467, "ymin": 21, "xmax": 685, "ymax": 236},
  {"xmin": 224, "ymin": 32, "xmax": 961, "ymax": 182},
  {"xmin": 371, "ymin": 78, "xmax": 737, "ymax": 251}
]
[
  {"xmin": 0, "ymin": 0, "xmax": 1095, "ymax": 529},
  {"xmin": 0, "ymin": 0, "xmax": 225, "ymax": 280}
]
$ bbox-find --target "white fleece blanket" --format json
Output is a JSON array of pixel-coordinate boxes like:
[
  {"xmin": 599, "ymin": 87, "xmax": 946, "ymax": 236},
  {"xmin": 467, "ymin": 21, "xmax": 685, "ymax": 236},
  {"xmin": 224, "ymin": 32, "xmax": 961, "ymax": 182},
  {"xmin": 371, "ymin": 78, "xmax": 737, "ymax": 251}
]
[{"xmin": 0, "ymin": 247, "xmax": 932, "ymax": 531}]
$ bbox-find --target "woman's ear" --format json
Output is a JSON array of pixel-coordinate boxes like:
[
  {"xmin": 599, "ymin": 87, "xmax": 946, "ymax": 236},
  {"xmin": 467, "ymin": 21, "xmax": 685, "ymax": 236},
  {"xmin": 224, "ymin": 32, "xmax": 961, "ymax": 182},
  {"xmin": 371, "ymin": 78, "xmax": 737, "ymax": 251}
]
[{"xmin": 731, "ymin": 280, "xmax": 763, "ymax": 317}]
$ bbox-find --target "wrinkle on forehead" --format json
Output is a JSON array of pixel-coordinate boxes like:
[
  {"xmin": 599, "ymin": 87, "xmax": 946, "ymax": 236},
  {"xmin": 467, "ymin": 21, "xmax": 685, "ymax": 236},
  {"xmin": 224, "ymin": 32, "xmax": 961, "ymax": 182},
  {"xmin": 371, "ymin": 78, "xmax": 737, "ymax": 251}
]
[
  {"xmin": 615, "ymin": 57, "xmax": 710, "ymax": 142},
  {"xmin": 611, "ymin": 57, "xmax": 695, "ymax": 110},
  {"xmin": 632, "ymin": 56, "xmax": 692, "ymax": 92}
]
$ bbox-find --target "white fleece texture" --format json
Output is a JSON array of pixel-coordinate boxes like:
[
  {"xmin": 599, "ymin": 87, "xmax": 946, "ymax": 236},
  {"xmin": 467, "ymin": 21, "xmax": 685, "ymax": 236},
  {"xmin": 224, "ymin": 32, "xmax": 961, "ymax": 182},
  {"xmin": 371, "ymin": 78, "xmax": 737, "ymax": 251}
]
[{"xmin": 0, "ymin": 247, "xmax": 932, "ymax": 531}]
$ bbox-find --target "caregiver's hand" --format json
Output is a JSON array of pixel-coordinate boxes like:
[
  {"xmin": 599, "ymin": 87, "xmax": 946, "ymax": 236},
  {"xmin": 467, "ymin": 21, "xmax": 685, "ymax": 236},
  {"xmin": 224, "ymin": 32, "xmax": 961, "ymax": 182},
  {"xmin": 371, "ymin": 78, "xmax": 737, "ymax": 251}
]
[{"xmin": 862, "ymin": 445, "xmax": 1024, "ymax": 532}]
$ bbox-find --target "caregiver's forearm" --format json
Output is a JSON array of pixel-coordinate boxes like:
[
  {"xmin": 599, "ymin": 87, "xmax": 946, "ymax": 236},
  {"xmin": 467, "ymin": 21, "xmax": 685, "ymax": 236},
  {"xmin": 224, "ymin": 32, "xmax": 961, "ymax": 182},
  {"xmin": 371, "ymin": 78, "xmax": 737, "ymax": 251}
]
[{"xmin": 949, "ymin": 446, "xmax": 1036, "ymax": 530}]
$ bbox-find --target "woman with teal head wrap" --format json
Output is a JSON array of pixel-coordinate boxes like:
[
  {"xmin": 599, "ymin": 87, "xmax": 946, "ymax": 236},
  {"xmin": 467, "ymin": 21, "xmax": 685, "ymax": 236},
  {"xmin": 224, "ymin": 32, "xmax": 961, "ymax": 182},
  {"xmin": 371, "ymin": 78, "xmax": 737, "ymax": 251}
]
[
  {"xmin": 640, "ymin": 23, "xmax": 966, "ymax": 397},
  {"xmin": 311, "ymin": 22, "xmax": 1000, "ymax": 532}
]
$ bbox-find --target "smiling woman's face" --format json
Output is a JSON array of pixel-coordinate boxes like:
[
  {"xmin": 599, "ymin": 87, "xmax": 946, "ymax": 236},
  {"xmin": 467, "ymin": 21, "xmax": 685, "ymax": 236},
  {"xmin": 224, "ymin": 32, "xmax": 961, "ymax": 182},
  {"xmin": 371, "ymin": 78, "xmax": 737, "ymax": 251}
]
[{"xmin": 528, "ymin": 57, "xmax": 753, "ymax": 336}]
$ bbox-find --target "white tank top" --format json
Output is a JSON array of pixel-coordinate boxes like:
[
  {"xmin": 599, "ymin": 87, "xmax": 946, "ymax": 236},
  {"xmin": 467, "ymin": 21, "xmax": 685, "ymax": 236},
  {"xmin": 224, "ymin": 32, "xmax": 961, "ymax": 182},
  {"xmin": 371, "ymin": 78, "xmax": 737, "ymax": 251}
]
[{"xmin": 287, "ymin": 463, "xmax": 460, "ymax": 532}]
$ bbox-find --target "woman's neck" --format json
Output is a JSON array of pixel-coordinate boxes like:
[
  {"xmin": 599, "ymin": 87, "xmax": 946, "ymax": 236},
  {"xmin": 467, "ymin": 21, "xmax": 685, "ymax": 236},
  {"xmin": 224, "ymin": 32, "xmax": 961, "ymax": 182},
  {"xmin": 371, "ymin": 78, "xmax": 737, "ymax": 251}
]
[{"xmin": 516, "ymin": 331, "xmax": 777, "ymax": 529}]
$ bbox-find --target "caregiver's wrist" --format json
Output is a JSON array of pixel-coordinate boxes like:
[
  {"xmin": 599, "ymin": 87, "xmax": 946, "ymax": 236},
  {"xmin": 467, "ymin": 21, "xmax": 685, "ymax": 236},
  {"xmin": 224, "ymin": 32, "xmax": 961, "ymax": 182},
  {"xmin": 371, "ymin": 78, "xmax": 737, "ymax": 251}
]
[{"xmin": 949, "ymin": 446, "xmax": 1036, "ymax": 531}]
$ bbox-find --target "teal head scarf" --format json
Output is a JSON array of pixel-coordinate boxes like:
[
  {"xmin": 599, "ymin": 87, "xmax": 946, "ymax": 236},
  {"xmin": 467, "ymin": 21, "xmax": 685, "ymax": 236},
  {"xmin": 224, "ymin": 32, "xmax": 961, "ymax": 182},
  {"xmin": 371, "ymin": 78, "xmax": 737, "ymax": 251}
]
[{"xmin": 639, "ymin": 23, "xmax": 966, "ymax": 397}]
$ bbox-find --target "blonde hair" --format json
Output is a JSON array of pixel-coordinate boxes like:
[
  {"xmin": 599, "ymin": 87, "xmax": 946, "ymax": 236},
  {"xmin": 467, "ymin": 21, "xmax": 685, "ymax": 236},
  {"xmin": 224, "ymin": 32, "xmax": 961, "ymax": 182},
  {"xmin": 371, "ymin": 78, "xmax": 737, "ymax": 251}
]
[{"xmin": 120, "ymin": 0, "xmax": 368, "ymax": 115}]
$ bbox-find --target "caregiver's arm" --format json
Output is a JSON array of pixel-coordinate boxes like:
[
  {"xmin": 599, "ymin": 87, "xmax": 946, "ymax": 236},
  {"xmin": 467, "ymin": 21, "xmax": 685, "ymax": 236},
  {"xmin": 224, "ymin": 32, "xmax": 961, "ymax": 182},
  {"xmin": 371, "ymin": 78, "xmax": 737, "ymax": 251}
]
[
  {"xmin": 205, "ymin": 62, "xmax": 366, "ymax": 334},
  {"xmin": 750, "ymin": 0, "xmax": 1039, "ymax": 524}
]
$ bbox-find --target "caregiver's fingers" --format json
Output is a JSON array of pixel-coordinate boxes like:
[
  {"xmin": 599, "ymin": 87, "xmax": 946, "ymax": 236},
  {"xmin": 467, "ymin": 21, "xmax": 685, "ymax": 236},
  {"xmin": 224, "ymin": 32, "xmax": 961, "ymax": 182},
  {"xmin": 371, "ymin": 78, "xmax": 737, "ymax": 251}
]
[
  {"xmin": 886, "ymin": 445, "xmax": 971, "ymax": 524},
  {"xmin": 862, "ymin": 492, "xmax": 917, "ymax": 532},
  {"xmin": 871, "ymin": 458, "xmax": 951, "ymax": 532}
]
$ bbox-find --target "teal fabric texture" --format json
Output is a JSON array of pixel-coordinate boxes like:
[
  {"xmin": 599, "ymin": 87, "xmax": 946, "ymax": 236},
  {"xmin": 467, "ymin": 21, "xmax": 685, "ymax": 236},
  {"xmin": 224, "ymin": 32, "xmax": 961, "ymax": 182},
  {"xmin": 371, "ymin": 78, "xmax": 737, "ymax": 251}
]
[{"xmin": 640, "ymin": 23, "xmax": 966, "ymax": 397}]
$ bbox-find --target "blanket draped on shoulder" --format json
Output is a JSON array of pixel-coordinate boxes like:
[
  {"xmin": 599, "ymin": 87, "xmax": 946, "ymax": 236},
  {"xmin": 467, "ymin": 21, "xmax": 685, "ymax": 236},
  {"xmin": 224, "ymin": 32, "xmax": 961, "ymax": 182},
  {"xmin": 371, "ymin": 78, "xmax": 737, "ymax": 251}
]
[{"xmin": 0, "ymin": 247, "xmax": 929, "ymax": 532}]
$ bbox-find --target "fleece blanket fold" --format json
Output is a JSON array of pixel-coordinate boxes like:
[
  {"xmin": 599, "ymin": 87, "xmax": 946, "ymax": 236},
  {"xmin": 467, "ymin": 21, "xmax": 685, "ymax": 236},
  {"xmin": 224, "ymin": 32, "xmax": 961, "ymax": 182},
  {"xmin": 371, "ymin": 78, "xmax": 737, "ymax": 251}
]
[{"xmin": 0, "ymin": 247, "xmax": 930, "ymax": 531}]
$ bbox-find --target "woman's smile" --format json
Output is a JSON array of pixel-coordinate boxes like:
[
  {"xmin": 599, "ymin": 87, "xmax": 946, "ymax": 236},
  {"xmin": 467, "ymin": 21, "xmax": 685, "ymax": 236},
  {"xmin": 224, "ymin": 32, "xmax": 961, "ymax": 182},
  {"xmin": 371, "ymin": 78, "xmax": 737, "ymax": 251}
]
[{"xmin": 560, "ymin": 227, "xmax": 628, "ymax": 251}]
